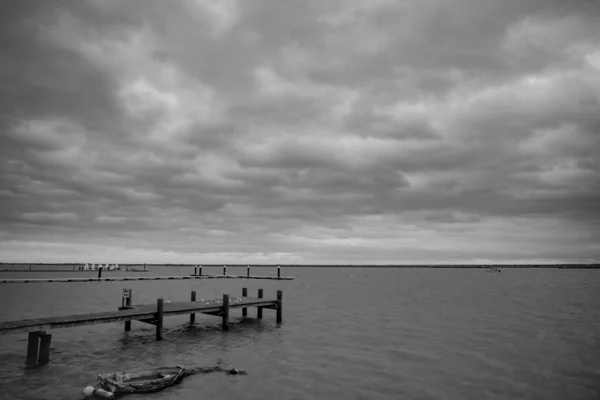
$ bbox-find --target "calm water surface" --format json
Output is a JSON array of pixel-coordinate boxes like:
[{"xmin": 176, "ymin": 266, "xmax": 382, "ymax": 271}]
[{"xmin": 0, "ymin": 267, "xmax": 599, "ymax": 400}]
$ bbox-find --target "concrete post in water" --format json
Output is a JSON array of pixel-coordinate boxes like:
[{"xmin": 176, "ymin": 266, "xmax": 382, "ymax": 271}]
[
  {"xmin": 26, "ymin": 331, "xmax": 42, "ymax": 364},
  {"xmin": 38, "ymin": 333, "xmax": 52, "ymax": 365},
  {"xmin": 247, "ymin": 265, "xmax": 250, "ymax": 277},
  {"xmin": 156, "ymin": 298, "xmax": 164, "ymax": 341},
  {"xmin": 257, "ymin": 289, "xmax": 263, "ymax": 319},
  {"xmin": 242, "ymin": 287, "xmax": 248, "ymax": 317},
  {"xmin": 277, "ymin": 265, "xmax": 281, "ymax": 278},
  {"xmin": 276, "ymin": 290, "xmax": 283, "ymax": 323},
  {"xmin": 222, "ymin": 294, "xmax": 229, "ymax": 331},
  {"xmin": 190, "ymin": 290, "xmax": 196, "ymax": 323}
]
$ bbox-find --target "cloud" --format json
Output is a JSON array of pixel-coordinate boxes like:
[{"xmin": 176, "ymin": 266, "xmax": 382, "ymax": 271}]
[{"xmin": 0, "ymin": 0, "xmax": 599, "ymax": 263}]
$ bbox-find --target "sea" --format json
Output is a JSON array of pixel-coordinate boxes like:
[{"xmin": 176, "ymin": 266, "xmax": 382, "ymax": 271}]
[{"xmin": 0, "ymin": 266, "xmax": 599, "ymax": 400}]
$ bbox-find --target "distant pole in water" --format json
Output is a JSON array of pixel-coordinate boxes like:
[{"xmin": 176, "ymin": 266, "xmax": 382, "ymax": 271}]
[
  {"xmin": 98, "ymin": 267, "xmax": 103, "ymax": 279},
  {"xmin": 277, "ymin": 265, "xmax": 281, "ymax": 278},
  {"xmin": 247, "ymin": 265, "xmax": 250, "ymax": 277},
  {"xmin": 223, "ymin": 265, "xmax": 226, "ymax": 276}
]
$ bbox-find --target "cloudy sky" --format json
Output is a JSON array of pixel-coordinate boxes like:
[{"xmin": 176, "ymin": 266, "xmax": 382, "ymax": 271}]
[{"xmin": 1, "ymin": 0, "xmax": 599, "ymax": 264}]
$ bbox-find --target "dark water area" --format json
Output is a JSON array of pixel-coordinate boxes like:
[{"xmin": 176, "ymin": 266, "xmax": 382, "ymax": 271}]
[{"xmin": 0, "ymin": 267, "xmax": 599, "ymax": 400}]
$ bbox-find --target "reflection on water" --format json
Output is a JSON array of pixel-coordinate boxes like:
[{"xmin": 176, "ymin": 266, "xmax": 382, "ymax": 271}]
[{"xmin": 0, "ymin": 267, "xmax": 599, "ymax": 400}]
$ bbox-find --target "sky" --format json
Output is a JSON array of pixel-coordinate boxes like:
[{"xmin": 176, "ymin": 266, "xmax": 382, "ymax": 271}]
[{"xmin": 1, "ymin": 0, "xmax": 599, "ymax": 264}]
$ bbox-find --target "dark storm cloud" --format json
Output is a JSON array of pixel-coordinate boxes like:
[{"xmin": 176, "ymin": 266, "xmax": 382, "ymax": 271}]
[{"xmin": 1, "ymin": 0, "xmax": 599, "ymax": 263}]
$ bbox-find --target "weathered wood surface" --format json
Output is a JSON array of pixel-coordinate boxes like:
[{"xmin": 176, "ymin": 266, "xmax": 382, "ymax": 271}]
[
  {"xmin": 0, "ymin": 274, "xmax": 293, "ymax": 284},
  {"xmin": 0, "ymin": 297, "xmax": 278, "ymax": 335}
]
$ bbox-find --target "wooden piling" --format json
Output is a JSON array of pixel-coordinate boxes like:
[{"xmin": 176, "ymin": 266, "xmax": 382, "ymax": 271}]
[
  {"xmin": 38, "ymin": 333, "xmax": 52, "ymax": 364},
  {"xmin": 223, "ymin": 265, "xmax": 226, "ymax": 276},
  {"xmin": 190, "ymin": 291, "xmax": 196, "ymax": 323},
  {"xmin": 247, "ymin": 265, "xmax": 250, "ymax": 277},
  {"xmin": 242, "ymin": 288, "xmax": 247, "ymax": 317},
  {"xmin": 199, "ymin": 266, "xmax": 202, "ymax": 276},
  {"xmin": 98, "ymin": 267, "xmax": 103, "ymax": 279},
  {"xmin": 276, "ymin": 290, "xmax": 283, "ymax": 323},
  {"xmin": 257, "ymin": 289, "xmax": 263, "ymax": 319},
  {"xmin": 121, "ymin": 289, "xmax": 132, "ymax": 331},
  {"xmin": 156, "ymin": 298, "xmax": 164, "ymax": 341},
  {"xmin": 277, "ymin": 266, "xmax": 281, "ymax": 278},
  {"xmin": 26, "ymin": 331, "xmax": 41, "ymax": 363},
  {"xmin": 222, "ymin": 294, "xmax": 229, "ymax": 331}
]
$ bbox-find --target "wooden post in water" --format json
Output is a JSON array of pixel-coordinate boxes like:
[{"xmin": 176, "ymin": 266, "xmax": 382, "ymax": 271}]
[
  {"xmin": 190, "ymin": 291, "xmax": 196, "ymax": 323},
  {"xmin": 257, "ymin": 289, "xmax": 263, "ymax": 319},
  {"xmin": 26, "ymin": 331, "xmax": 42, "ymax": 364},
  {"xmin": 277, "ymin": 265, "xmax": 281, "ymax": 278},
  {"xmin": 223, "ymin": 265, "xmax": 227, "ymax": 276},
  {"xmin": 242, "ymin": 287, "xmax": 248, "ymax": 317},
  {"xmin": 276, "ymin": 290, "xmax": 283, "ymax": 323},
  {"xmin": 247, "ymin": 265, "xmax": 250, "ymax": 277},
  {"xmin": 199, "ymin": 266, "xmax": 202, "ymax": 276},
  {"xmin": 98, "ymin": 267, "xmax": 103, "ymax": 279},
  {"xmin": 38, "ymin": 333, "xmax": 52, "ymax": 365},
  {"xmin": 222, "ymin": 294, "xmax": 229, "ymax": 331},
  {"xmin": 156, "ymin": 298, "xmax": 164, "ymax": 341},
  {"xmin": 121, "ymin": 289, "xmax": 133, "ymax": 331}
]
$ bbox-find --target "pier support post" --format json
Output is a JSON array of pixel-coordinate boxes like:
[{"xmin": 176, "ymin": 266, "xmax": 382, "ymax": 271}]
[
  {"xmin": 156, "ymin": 298, "xmax": 164, "ymax": 341},
  {"xmin": 199, "ymin": 266, "xmax": 202, "ymax": 276},
  {"xmin": 121, "ymin": 289, "xmax": 132, "ymax": 331},
  {"xmin": 276, "ymin": 290, "xmax": 283, "ymax": 323},
  {"xmin": 26, "ymin": 331, "xmax": 42, "ymax": 364},
  {"xmin": 247, "ymin": 265, "xmax": 250, "ymax": 277},
  {"xmin": 242, "ymin": 288, "xmax": 247, "ymax": 317},
  {"xmin": 223, "ymin": 265, "xmax": 227, "ymax": 276},
  {"xmin": 277, "ymin": 266, "xmax": 281, "ymax": 278},
  {"xmin": 222, "ymin": 294, "xmax": 229, "ymax": 331},
  {"xmin": 190, "ymin": 291, "xmax": 196, "ymax": 323},
  {"xmin": 38, "ymin": 333, "xmax": 52, "ymax": 365},
  {"xmin": 98, "ymin": 267, "xmax": 103, "ymax": 279},
  {"xmin": 257, "ymin": 289, "xmax": 263, "ymax": 319}
]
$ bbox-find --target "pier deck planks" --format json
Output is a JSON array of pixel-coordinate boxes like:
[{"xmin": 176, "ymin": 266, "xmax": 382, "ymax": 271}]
[{"xmin": 0, "ymin": 297, "xmax": 277, "ymax": 335}]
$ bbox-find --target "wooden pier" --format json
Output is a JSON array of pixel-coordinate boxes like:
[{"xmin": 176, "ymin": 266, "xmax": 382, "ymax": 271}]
[
  {"xmin": 0, "ymin": 274, "xmax": 292, "ymax": 284},
  {"xmin": 0, "ymin": 288, "xmax": 282, "ymax": 366},
  {"xmin": 0, "ymin": 266, "xmax": 292, "ymax": 284}
]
